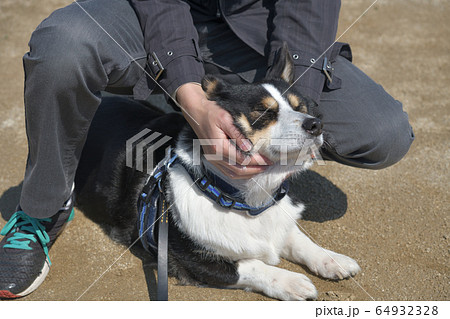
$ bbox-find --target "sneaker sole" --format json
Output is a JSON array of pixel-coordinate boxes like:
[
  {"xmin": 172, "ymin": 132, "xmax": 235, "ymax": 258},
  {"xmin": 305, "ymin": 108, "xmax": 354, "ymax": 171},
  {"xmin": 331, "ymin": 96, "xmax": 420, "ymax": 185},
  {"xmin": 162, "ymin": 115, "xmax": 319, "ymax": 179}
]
[{"xmin": 0, "ymin": 260, "xmax": 50, "ymax": 299}]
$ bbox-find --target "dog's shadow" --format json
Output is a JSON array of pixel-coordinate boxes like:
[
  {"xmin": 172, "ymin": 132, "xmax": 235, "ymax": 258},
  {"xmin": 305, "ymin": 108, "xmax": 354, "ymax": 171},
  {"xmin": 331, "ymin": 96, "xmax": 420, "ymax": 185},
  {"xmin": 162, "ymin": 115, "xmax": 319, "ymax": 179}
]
[{"xmin": 289, "ymin": 170, "xmax": 347, "ymax": 222}]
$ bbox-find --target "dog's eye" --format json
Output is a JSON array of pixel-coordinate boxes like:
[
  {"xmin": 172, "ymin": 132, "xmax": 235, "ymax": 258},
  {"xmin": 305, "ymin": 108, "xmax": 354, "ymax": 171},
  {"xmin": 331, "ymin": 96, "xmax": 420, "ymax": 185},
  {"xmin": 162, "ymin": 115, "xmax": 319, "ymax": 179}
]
[
  {"xmin": 249, "ymin": 107, "xmax": 277, "ymax": 124},
  {"xmin": 252, "ymin": 106, "xmax": 277, "ymax": 115},
  {"xmin": 253, "ymin": 106, "xmax": 270, "ymax": 113}
]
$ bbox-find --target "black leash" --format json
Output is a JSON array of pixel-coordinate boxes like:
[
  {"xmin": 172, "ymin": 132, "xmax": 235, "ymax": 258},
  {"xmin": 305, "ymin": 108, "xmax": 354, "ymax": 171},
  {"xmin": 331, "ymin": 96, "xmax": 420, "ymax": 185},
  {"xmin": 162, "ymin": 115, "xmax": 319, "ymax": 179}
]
[
  {"xmin": 138, "ymin": 150, "xmax": 177, "ymax": 301},
  {"xmin": 156, "ymin": 187, "xmax": 169, "ymax": 300}
]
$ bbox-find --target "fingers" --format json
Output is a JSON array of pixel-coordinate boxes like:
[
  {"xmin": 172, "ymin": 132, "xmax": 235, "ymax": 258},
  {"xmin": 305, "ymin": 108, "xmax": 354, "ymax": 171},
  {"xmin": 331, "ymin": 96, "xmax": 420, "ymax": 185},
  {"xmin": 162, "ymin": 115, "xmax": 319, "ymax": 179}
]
[
  {"xmin": 204, "ymin": 142, "xmax": 270, "ymax": 180},
  {"xmin": 211, "ymin": 160, "xmax": 266, "ymax": 180},
  {"xmin": 240, "ymin": 151, "xmax": 273, "ymax": 166},
  {"xmin": 217, "ymin": 112, "xmax": 272, "ymax": 167},
  {"xmin": 218, "ymin": 110, "xmax": 252, "ymax": 152},
  {"xmin": 204, "ymin": 138, "xmax": 271, "ymax": 167}
]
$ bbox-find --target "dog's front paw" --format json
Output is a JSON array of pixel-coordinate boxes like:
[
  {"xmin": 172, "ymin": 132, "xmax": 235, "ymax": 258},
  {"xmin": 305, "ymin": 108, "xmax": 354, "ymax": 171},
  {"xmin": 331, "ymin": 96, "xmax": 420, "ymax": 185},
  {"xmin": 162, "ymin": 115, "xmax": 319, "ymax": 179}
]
[
  {"xmin": 236, "ymin": 259, "xmax": 318, "ymax": 300},
  {"xmin": 267, "ymin": 270, "xmax": 318, "ymax": 301},
  {"xmin": 308, "ymin": 250, "xmax": 361, "ymax": 280}
]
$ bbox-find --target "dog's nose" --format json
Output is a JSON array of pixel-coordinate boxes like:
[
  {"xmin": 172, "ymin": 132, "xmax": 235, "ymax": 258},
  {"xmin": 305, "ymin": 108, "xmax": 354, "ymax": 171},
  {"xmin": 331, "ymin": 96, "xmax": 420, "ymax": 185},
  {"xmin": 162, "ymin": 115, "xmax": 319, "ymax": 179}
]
[{"xmin": 302, "ymin": 117, "xmax": 323, "ymax": 136}]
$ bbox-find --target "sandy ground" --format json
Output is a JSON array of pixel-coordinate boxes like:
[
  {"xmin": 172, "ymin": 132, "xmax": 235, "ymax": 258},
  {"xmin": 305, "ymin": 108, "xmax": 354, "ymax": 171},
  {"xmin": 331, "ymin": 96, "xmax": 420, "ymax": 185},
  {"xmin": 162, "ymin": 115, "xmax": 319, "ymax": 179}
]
[{"xmin": 0, "ymin": 0, "xmax": 448, "ymax": 301}]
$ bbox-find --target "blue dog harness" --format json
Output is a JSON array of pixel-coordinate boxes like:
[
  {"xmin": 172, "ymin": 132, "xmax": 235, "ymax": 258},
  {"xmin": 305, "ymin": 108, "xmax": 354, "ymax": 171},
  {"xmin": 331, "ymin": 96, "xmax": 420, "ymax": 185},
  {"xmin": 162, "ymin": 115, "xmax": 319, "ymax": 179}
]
[
  {"xmin": 192, "ymin": 171, "xmax": 289, "ymax": 216},
  {"xmin": 137, "ymin": 152, "xmax": 177, "ymax": 253}
]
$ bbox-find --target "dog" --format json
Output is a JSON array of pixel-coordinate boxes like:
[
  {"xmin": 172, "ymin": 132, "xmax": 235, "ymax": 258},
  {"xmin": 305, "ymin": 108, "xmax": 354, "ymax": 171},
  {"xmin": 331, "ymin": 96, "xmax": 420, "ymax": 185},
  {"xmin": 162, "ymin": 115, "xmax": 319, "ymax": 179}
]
[{"xmin": 74, "ymin": 44, "xmax": 361, "ymax": 300}]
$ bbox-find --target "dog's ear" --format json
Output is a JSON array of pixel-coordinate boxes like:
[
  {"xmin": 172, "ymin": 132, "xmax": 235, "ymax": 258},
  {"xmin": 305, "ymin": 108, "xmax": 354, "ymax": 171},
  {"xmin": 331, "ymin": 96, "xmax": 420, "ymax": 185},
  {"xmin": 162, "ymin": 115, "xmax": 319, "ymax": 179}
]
[
  {"xmin": 201, "ymin": 75, "xmax": 227, "ymax": 100},
  {"xmin": 265, "ymin": 42, "xmax": 295, "ymax": 85}
]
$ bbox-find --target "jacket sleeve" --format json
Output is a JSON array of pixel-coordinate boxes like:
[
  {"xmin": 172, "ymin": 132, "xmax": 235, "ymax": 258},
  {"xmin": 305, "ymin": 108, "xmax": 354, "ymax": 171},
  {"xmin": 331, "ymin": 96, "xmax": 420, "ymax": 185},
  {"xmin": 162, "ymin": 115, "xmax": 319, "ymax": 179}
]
[
  {"xmin": 130, "ymin": 0, "xmax": 205, "ymax": 96},
  {"xmin": 268, "ymin": 0, "xmax": 341, "ymax": 103}
]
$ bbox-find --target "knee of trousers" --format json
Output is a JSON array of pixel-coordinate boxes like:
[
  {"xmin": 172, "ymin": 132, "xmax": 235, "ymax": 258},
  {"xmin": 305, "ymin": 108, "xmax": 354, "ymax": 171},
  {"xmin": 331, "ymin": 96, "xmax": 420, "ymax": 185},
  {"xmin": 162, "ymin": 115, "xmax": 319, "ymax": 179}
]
[
  {"xmin": 24, "ymin": 7, "xmax": 111, "ymax": 87},
  {"xmin": 325, "ymin": 102, "xmax": 415, "ymax": 170}
]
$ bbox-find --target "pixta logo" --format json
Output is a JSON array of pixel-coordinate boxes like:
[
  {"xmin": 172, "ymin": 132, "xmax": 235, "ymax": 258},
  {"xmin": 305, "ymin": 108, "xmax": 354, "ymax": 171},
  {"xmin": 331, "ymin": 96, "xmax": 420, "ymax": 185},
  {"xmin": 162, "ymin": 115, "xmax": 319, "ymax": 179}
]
[{"xmin": 126, "ymin": 129, "xmax": 172, "ymax": 174}]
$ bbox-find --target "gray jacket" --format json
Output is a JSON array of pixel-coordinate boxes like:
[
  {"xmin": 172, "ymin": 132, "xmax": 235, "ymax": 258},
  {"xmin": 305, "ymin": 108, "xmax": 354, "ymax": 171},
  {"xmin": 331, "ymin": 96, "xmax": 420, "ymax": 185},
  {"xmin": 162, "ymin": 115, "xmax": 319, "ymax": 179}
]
[{"xmin": 130, "ymin": 0, "xmax": 351, "ymax": 103}]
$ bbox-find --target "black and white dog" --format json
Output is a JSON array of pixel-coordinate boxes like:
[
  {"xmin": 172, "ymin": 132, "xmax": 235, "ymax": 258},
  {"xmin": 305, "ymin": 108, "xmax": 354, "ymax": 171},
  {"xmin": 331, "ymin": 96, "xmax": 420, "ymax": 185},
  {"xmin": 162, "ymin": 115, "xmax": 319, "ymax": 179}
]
[{"xmin": 74, "ymin": 44, "xmax": 360, "ymax": 300}]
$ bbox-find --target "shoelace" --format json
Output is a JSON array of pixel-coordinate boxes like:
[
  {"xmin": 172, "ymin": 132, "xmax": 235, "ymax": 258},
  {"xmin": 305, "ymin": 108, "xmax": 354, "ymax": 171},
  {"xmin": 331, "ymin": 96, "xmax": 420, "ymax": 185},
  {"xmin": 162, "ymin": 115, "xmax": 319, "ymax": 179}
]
[{"xmin": 0, "ymin": 211, "xmax": 52, "ymax": 266}]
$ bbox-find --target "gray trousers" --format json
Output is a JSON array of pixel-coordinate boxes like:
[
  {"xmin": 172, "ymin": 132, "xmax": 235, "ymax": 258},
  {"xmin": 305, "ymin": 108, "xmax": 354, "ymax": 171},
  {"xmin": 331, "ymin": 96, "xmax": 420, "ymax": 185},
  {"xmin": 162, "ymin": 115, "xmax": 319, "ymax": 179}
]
[{"xmin": 20, "ymin": 0, "xmax": 414, "ymax": 218}]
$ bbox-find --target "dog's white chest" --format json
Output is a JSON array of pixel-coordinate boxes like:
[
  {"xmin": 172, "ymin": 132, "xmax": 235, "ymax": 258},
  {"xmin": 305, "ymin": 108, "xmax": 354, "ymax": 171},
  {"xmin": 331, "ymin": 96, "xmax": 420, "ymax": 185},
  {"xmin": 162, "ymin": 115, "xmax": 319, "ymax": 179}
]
[{"xmin": 168, "ymin": 165, "xmax": 303, "ymax": 265}]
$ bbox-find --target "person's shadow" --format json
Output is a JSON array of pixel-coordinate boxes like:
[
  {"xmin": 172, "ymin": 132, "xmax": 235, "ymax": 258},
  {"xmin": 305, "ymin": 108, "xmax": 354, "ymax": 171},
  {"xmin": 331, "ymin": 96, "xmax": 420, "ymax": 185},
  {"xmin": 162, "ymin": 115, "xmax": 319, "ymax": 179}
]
[{"xmin": 0, "ymin": 170, "xmax": 347, "ymax": 300}]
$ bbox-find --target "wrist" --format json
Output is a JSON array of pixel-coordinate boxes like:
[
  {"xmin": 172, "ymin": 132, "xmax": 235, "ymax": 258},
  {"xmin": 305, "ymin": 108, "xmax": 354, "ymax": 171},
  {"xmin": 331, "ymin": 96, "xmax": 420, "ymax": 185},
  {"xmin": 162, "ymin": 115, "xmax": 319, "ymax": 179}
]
[
  {"xmin": 176, "ymin": 82, "xmax": 211, "ymax": 125},
  {"xmin": 176, "ymin": 83, "xmax": 205, "ymax": 109}
]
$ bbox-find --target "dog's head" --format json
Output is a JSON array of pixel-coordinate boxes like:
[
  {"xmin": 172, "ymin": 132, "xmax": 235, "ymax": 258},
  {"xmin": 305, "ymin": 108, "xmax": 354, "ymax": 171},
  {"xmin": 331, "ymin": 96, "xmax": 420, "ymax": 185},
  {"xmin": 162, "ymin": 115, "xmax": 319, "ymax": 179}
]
[{"xmin": 201, "ymin": 43, "xmax": 323, "ymax": 164}]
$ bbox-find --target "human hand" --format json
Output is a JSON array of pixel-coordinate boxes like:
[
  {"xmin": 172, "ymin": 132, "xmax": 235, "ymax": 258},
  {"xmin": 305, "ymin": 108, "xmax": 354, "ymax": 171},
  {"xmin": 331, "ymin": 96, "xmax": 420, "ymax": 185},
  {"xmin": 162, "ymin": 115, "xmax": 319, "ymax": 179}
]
[{"xmin": 176, "ymin": 83, "xmax": 272, "ymax": 179}]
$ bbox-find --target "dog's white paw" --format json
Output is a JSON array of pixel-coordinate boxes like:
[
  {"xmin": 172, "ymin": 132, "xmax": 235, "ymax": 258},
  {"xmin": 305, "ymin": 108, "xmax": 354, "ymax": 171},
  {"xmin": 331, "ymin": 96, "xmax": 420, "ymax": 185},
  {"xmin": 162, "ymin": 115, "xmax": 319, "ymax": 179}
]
[
  {"xmin": 282, "ymin": 229, "xmax": 361, "ymax": 281},
  {"xmin": 307, "ymin": 249, "xmax": 361, "ymax": 280},
  {"xmin": 267, "ymin": 270, "xmax": 318, "ymax": 301},
  {"xmin": 236, "ymin": 260, "xmax": 318, "ymax": 300}
]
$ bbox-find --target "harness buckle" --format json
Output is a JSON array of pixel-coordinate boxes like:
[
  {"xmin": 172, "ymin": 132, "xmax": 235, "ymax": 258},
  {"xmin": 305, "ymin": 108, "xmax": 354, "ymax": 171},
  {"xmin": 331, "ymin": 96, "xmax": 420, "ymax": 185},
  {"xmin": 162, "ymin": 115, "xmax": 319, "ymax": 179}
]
[
  {"xmin": 158, "ymin": 172, "xmax": 167, "ymax": 193},
  {"xmin": 216, "ymin": 192, "xmax": 236, "ymax": 209},
  {"xmin": 196, "ymin": 176, "xmax": 211, "ymax": 191}
]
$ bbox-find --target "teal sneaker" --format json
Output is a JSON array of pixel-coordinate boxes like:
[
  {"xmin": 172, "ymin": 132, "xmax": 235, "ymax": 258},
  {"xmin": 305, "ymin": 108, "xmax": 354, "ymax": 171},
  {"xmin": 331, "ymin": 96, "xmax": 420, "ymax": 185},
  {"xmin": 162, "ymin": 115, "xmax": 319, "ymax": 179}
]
[{"xmin": 0, "ymin": 196, "xmax": 74, "ymax": 299}]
